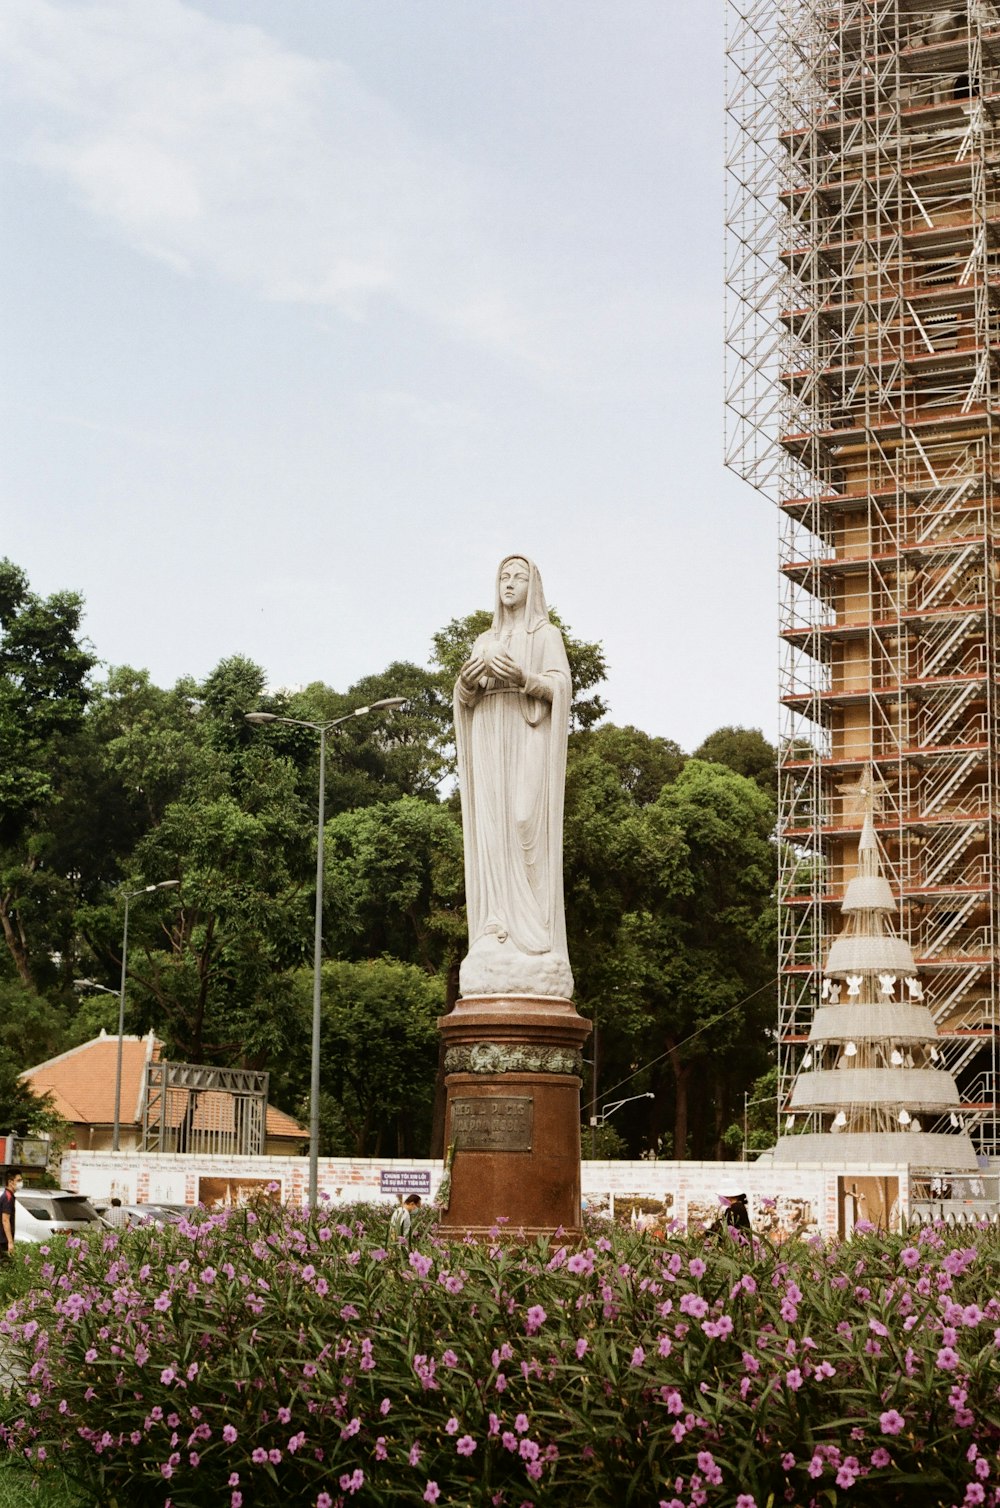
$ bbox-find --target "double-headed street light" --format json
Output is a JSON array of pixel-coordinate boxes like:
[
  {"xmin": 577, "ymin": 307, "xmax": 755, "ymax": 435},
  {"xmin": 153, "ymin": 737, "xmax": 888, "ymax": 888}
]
[
  {"xmin": 245, "ymin": 699, "xmax": 407, "ymax": 1205},
  {"xmin": 113, "ymin": 881, "xmax": 181, "ymax": 1151}
]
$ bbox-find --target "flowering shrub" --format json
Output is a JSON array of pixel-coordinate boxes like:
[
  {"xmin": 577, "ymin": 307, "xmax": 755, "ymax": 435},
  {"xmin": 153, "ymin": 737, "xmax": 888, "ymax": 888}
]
[{"xmin": 2, "ymin": 1201, "xmax": 1000, "ymax": 1506}]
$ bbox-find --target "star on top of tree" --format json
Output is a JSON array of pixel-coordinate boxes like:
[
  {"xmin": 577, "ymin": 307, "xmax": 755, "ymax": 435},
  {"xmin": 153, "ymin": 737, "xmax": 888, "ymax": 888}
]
[{"xmin": 836, "ymin": 764, "xmax": 888, "ymax": 823}]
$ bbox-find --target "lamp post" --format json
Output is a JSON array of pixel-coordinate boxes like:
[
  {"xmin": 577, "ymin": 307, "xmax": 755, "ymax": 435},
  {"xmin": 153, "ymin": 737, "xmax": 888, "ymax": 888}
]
[
  {"xmin": 245, "ymin": 699, "xmax": 406, "ymax": 1206},
  {"xmin": 588, "ymin": 1008, "xmax": 600, "ymax": 1159},
  {"xmin": 113, "ymin": 880, "xmax": 181, "ymax": 1152},
  {"xmin": 589, "ymin": 1091, "xmax": 655, "ymax": 1129}
]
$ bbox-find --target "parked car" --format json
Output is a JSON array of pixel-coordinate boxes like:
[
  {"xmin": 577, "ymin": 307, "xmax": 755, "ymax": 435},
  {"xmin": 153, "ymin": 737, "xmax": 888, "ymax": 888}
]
[
  {"xmin": 93, "ymin": 1202, "xmax": 199, "ymax": 1229},
  {"xmin": 15, "ymin": 1190, "xmax": 104, "ymax": 1242}
]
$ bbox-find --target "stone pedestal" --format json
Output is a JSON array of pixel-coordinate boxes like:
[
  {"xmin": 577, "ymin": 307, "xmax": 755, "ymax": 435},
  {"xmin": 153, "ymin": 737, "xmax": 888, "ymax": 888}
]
[{"xmin": 437, "ymin": 995, "xmax": 591, "ymax": 1239}]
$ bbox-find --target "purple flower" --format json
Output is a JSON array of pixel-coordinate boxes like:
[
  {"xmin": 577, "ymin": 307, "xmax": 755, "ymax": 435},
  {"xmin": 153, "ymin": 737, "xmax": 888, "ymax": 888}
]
[
  {"xmin": 630, "ymin": 1346, "xmax": 645, "ymax": 1367},
  {"xmin": 525, "ymin": 1305, "xmax": 547, "ymax": 1335},
  {"xmin": 445, "ymin": 1416, "xmax": 459, "ymax": 1435},
  {"xmin": 736, "ymin": 1497, "xmax": 756, "ymax": 1508},
  {"xmin": 222, "ymin": 1424, "xmax": 237, "ymax": 1444},
  {"xmin": 703, "ymin": 1315, "xmax": 734, "ymax": 1340},
  {"xmin": 423, "ymin": 1486, "xmax": 440, "ymax": 1505},
  {"xmin": 456, "ymin": 1434, "xmax": 477, "ymax": 1456},
  {"xmin": 937, "ymin": 1346, "xmax": 960, "ymax": 1371},
  {"xmin": 880, "ymin": 1409, "xmax": 905, "ymax": 1435},
  {"xmin": 409, "ymin": 1252, "xmax": 432, "ymax": 1278},
  {"xmin": 871, "ymin": 1447, "xmax": 891, "ymax": 1468},
  {"xmin": 575, "ymin": 1337, "xmax": 588, "ymax": 1359}
]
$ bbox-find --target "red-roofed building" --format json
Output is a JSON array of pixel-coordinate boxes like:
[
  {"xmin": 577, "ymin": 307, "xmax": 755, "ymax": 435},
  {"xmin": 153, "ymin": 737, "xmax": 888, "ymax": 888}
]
[{"xmin": 22, "ymin": 1032, "xmax": 307, "ymax": 1157}]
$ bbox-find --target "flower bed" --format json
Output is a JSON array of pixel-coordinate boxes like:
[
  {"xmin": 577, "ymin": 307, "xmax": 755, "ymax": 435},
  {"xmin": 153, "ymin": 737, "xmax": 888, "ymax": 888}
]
[{"xmin": 2, "ymin": 1201, "xmax": 1000, "ymax": 1506}]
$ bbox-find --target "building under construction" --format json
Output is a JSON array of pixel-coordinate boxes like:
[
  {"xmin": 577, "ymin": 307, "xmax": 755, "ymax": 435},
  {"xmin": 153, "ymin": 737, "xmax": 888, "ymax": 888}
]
[{"xmin": 725, "ymin": 0, "xmax": 1000, "ymax": 1154}]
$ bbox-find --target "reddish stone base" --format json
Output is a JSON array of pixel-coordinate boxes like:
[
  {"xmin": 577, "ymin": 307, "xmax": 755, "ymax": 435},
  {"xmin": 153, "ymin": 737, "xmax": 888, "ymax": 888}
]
[{"xmin": 437, "ymin": 996, "xmax": 591, "ymax": 1240}]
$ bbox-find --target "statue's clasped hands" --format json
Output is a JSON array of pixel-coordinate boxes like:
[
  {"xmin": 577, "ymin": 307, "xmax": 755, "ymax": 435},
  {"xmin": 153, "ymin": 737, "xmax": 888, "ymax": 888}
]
[{"xmin": 459, "ymin": 651, "xmax": 526, "ymax": 690}]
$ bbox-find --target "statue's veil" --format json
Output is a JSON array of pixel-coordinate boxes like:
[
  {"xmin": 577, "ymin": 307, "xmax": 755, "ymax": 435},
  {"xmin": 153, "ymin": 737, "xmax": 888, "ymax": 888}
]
[{"xmin": 491, "ymin": 555, "xmax": 549, "ymax": 634}]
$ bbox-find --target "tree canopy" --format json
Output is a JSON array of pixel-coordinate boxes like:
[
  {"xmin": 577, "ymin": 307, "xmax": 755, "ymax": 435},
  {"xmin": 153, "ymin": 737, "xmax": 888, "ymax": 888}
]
[{"xmin": 2, "ymin": 559, "xmax": 777, "ymax": 1161}]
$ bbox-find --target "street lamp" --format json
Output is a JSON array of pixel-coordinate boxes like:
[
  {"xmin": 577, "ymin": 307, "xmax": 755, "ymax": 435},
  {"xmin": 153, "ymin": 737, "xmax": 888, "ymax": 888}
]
[
  {"xmin": 113, "ymin": 881, "xmax": 181, "ymax": 1152},
  {"xmin": 589, "ymin": 1091, "xmax": 655, "ymax": 1127},
  {"xmin": 245, "ymin": 699, "xmax": 407, "ymax": 1205}
]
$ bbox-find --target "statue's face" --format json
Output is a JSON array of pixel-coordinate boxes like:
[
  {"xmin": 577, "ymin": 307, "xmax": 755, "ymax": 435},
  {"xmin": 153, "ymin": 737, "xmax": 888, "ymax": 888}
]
[{"xmin": 499, "ymin": 558, "xmax": 530, "ymax": 609}]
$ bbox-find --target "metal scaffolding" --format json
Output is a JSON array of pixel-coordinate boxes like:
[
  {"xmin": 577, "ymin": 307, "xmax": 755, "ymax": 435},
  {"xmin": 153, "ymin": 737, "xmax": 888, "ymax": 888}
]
[
  {"xmin": 726, "ymin": 0, "xmax": 1000, "ymax": 1154},
  {"xmin": 142, "ymin": 1062, "xmax": 269, "ymax": 1157}
]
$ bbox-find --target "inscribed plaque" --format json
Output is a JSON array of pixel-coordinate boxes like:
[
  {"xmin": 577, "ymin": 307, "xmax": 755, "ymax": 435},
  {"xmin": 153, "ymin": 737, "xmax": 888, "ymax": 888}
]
[{"xmin": 451, "ymin": 1096, "xmax": 534, "ymax": 1152}]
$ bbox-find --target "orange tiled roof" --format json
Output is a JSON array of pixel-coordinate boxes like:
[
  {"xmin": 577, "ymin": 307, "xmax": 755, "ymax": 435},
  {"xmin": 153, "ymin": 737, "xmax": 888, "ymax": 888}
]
[
  {"xmin": 23, "ymin": 1033, "xmax": 156, "ymax": 1128},
  {"xmin": 22, "ymin": 1035, "xmax": 306, "ymax": 1139}
]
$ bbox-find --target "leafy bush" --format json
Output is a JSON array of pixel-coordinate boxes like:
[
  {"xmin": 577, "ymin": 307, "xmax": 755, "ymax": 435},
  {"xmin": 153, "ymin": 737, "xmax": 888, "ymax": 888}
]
[{"xmin": 2, "ymin": 1201, "xmax": 1000, "ymax": 1506}]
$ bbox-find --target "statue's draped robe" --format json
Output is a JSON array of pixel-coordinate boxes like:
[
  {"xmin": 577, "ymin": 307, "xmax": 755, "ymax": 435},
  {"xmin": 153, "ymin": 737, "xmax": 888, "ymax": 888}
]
[{"xmin": 455, "ymin": 561, "xmax": 572, "ymax": 978}]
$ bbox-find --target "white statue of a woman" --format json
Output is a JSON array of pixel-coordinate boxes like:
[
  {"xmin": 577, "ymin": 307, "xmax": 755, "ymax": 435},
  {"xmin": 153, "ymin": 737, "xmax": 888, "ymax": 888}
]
[{"xmin": 455, "ymin": 555, "xmax": 574, "ymax": 999}]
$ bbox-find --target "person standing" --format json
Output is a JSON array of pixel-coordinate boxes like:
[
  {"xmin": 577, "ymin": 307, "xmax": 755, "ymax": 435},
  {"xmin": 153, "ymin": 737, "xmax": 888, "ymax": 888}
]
[
  {"xmin": 389, "ymin": 1193, "xmax": 421, "ymax": 1242},
  {"xmin": 711, "ymin": 1188, "xmax": 751, "ymax": 1238},
  {"xmin": 0, "ymin": 1168, "xmax": 22, "ymax": 1260}
]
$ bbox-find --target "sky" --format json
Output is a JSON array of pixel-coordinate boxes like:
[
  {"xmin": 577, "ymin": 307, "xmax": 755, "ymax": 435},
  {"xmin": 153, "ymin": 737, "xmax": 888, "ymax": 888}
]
[{"xmin": 0, "ymin": 0, "xmax": 778, "ymax": 753}]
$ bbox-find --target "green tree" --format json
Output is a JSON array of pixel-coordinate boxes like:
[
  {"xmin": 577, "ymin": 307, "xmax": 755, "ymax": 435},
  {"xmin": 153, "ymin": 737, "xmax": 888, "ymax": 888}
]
[
  {"xmin": 280, "ymin": 958, "xmax": 444, "ymax": 1155},
  {"xmin": 564, "ymin": 746, "xmax": 776, "ymax": 1161},
  {"xmin": 0, "ymin": 979, "xmax": 67, "ymax": 1136},
  {"xmin": 642, "ymin": 761, "xmax": 777, "ymax": 1158},
  {"xmin": 75, "ymin": 658, "xmax": 314, "ymax": 1070},
  {"xmin": 693, "ymin": 725, "xmax": 777, "ymax": 802},
  {"xmin": 0, "ymin": 560, "xmax": 95, "ymax": 988},
  {"xmin": 250, "ymin": 664, "xmax": 452, "ymax": 814},
  {"xmin": 323, "ymin": 796, "xmax": 465, "ymax": 993}
]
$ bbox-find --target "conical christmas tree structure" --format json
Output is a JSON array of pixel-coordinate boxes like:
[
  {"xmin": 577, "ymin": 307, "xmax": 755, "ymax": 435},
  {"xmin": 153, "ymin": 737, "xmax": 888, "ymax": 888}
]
[{"xmin": 773, "ymin": 776, "xmax": 978, "ymax": 1171}]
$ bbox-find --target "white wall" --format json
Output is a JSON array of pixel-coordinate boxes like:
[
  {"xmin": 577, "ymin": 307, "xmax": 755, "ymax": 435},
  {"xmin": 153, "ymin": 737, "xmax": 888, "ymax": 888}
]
[{"xmin": 62, "ymin": 1150, "xmax": 919, "ymax": 1238}]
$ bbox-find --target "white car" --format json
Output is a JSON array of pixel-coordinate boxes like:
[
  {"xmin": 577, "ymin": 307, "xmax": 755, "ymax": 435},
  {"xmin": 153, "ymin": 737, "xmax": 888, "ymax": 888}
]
[{"xmin": 15, "ymin": 1190, "xmax": 104, "ymax": 1242}]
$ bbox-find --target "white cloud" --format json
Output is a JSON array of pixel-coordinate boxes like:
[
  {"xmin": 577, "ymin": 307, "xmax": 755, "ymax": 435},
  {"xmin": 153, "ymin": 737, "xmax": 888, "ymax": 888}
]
[
  {"xmin": 0, "ymin": 0, "xmax": 490, "ymax": 321},
  {"xmin": 0, "ymin": 0, "xmax": 679, "ymax": 395}
]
